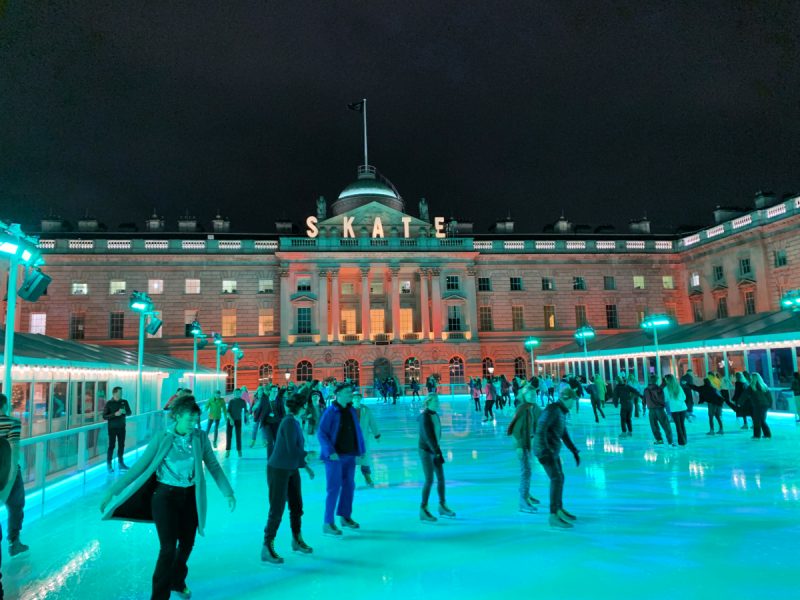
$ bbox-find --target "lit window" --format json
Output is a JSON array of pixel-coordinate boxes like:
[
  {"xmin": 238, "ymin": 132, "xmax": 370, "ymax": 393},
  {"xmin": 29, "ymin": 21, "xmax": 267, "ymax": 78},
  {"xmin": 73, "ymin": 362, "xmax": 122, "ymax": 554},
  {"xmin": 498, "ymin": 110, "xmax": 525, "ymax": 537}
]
[
  {"xmin": 222, "ymin": 308, "xmax": 237, "ymax": 336},
  {"xmin": 148, "ymin": 279, "xmax": 164, "ymax": 295},
  {"xmin": 297, "ymin": 277, "xmax": 311, "ymax": 292},
  {"xmin": 446, "ymin": 275, "xmax": 460, "ymax": 291},
  {"xmin": 222, "ymin": 279, "xmax": 238, "ymax": 294},
  {"xmin": 690, "ymin": 272, "xmax": 701, "ymax": 287},
  {"xmin": 479, "ymin": 306, "xmax": 493, "ymax": 331},
  {"xmin": 258, "ymin": 309, "xmax": 275, "ymax": 335},
  {"xmin": 258, "ymin": 278, "xmax": 274, "ymax": 294},
  {"xmin": 401, "ymin": 280, "xmax": 412, "ymax": 294},
  {"xmin": 109, "ymin": 312, "xmax": 125, "ymax": 339},
  {"xmin": 341, "ymin": 282, "xmax": 355, "ymax": 295},
  {"xmin": 370, "ymin": 309, "xmax": 385, "ymax": 335},
  {"xmin": 340, "ymin": 308, "xmax": 357, "ymax": 335},
  {"xmin": 370, "ymin": 280, "xmax": 384, "ymax": 295},
  {"xmin": 510, "ymin": 277, "xmax": 523, "ymax": 291},
  {"xmin": 512, "ymin": 306, "xmax": 524, "ymax": 331},
  {"xmin": 603, "ymin": 276, "xmax": 616, "ymax": 291},
  {"xmin": 543, "ymin": 305, "xmax": 556, "ymax": 330},
  {"xmin": 572, "ymin": 277, "xmax": 586, "ymax": 291},
  {"xmin": 662, "ymin": 276, "xmax": 674, "ymax": 289},
  {"xmin": 633, "ymin": 276, "xmax": 645, "ymax": 290},
  {"xmin": 29, "ymin": 313, "xmax": 47, "ymax": 335},
  {"xmin": 185, "ymin": 279, "xmax": 201, "ymax": 294},
  {"xmin": 109, "ymin": 280, "xmax": 126, "ymax": 295},
  {"xmin": 296, "ymin": 360, "xmax": 313, "ymax": 382},
  {"xmin": 71, "ymin": 282, "xmax": 88, "ymax": 295},
  {"xmin": 400, "ymin": 308, "xmax": 413, "ymax": 336},
  {"xmin": 478, "ymin": 277, "xmax": 491, "ymax": 292},
  {"xmin": 541, "ymin": 277, "xmax": 555, "ymax": 291}
]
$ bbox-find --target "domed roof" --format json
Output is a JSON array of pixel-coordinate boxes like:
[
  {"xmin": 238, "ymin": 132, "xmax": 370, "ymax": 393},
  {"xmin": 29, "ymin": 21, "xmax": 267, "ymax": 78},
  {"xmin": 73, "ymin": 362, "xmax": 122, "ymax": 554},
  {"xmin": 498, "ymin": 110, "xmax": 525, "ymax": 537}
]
[
  {"xmin": 331, "ymin": 166, "xmax": 404, "ymax": 216},
  {"xmin": 337, "ymin": 173, "xmax": 399, "ymax": 201}
]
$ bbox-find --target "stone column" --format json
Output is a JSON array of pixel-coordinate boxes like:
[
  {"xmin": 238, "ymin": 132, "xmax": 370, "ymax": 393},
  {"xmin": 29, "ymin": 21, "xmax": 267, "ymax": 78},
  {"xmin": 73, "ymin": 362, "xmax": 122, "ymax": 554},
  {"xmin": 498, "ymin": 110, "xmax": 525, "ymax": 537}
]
[
  {"xmin": 431, "ymin": 267, "xmax": 443, "ymax": 340},
  {"xmin": 419, "ymin": 268, "xmax": 430, "ymax": 340},
  {"xmin": 331, "ymin": 269, "xmax": 340, "ymax": 343},
  {"xmin": 279, "ymin": 265, "xmax": 291, "ymax": 344},
  {"xmin": 360, "ymin": 266, "xmax": 371, "ymax": 340},
  {"xmin": 318, "ymin": 269, "xmax": 328, "ymax": 343},
  {"xmin": 466, "ymin": 265, "xmax": 478, "ymax": 340},
  {"xmin": 390, "ymin": 265, "xmax": 401, "ymax": 341}
]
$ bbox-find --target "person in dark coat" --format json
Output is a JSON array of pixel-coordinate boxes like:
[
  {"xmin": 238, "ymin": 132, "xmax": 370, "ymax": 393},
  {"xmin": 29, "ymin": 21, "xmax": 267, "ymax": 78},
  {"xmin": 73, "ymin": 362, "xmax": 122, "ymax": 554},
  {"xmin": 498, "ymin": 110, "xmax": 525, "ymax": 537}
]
[
  {"xmin": 418, "ymin": 393, "xmax": 456, "ymax": 522},
  {"xmin": 730, "ymin": 371, "xmax": 752, "ymax": 429},
  {"xmin": 691, "ymin": 378, "xmax": 724, "ymax": 435},
  {"xmin": 644, "ymin": 376, "xmax": 674, "ymax": 445},
  {"xmin": 615, "ymin": 378, "xmax": 644, "ymax": 437}
]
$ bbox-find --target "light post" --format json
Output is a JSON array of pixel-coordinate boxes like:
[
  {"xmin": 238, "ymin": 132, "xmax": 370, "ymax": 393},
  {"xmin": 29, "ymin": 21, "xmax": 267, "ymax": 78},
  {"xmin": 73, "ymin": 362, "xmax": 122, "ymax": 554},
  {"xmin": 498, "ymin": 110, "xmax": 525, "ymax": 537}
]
[
  {"xmin": 212, "ymin": 333, "xmax": 228, "ymax": 376},
  {"xmin": 189, "ymin": 320, "xmax": 203, "ymax": 381},
  {"xmin": 641, "ymin": 314, "xmax": 674, "ymax": 380},
  {"xmin": 781, "ymin": 290, "xmax": 800, "ymax": 313},
  {"xmin": 574, "ymin": 325, "xmax": 596, "ymax": 379},
  {"xmin": 232, "ymin": 344, "xmax": 244, "ymax": 390},
  {"xmin": 524, "ymin": 337, "xmax": 540, "ymax": 378},
  {"xmin": 449, "ymin": 364, "xmax": 455, "ymax": 398},
  {"xmin": 129, "ymin": 291, "xmax": 155, "ymax": 414}
]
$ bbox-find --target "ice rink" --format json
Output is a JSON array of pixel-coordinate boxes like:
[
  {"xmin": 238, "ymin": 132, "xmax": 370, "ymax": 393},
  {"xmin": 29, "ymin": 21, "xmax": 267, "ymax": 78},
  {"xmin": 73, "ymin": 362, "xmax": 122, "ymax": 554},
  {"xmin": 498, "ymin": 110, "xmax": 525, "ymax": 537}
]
[{"xmin": 4, "ymin": 397, "xmax": 800, "ymax": 600}]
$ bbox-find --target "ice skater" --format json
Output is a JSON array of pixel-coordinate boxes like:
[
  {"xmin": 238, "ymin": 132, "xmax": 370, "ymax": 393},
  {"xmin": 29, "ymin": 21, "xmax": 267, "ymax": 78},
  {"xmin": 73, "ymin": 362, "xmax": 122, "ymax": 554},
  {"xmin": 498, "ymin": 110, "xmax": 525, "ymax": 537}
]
[
  {"xmin": 615, "ymin": 376, "xmax": 643, "ymax": 437},
  {"xmin": 533, "ymin": 387, "xmax": 580, "ymax": 529},
  {"xmin": 418, "ymin": 393, "xmax": 456, "ymax": 522},
  {"xmin": 261, "ymin": 386, "xmax": 315, "ymax": 564},
  {"xmin": 587, "ymin": 374, "xmax": 606, "ymax": 423},
  {"xmin": 353, "ymin": 391, "xmax": 381, "ymax": 487},
  {"xmin": 225, "ymin": 388, "xmax": 248, "ymax": 457},
  {"xmin": 749, "ymin": 373, "xmax": 773, "ymax": 439},
  {"xmin": 205, "ymin": 390, "xmax": 227, "ymax": 449},
  {"xmin": 644, "ymin": 375, "xmax": 674, "ymax": 446},
  {"xmin": 507, "ymin": 382, "xmax": 541, "ymax": 513},
  {"xmin": 259, "ymin": 385, "xmax": 286, "ymax": 459},
  {"xmin": 0, "ymin": 393, "xmax": 30, "ymax": 561},
  {"xmin": 100, "ymin": 395, "xmax": 236, "ymax": 600},
  {"xmin": 103, "ymin": 386, "xmax": 132, "ymax": 472},
  {"xmin": 482, "ymin": 377, "xmax": 497, "ymax": 423},
  {"xmin": 663, "ymin": 375, "xmax": 688, "ymax": 446}
]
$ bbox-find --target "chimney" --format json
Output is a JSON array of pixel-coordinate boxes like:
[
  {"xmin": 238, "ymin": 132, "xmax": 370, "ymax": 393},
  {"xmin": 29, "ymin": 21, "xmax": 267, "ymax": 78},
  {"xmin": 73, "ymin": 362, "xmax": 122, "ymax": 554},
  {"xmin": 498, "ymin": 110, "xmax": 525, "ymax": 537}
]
[
  {"xmin": 553, "ymin": 215, "xmax": 573, "ymax": 233},
  {"xmin": 275, "ymin": 219, "xmax": 295, "ymax": 234},
  {"xmin": 712, "ymin": 206, "xmax": 745, "ymax": 224},
  {"xmin": 77, "ymin": 213, "xmax": 100, "ymax": 232},
  {"xmin": 628, "ymin": 217, "xmax": 650, "ymax": 234},
  {"xmin": 212, "ymin": 212, "xmax": 230, "ymax": 233},
  {"xmin": 754, "ymin": 190, "xmax": 776, "ymax": 209},
  {"xmin": 145, "ymin": 210, "xmax": 165, "ymax": 232},
  {"xmin": 177, "ymin": 210, "xmax": 198, "ymax": 232},
  {"xmin": 490, "ymin": 213, "xmax": 514, "ymax": 234},
  {"xmin": 40, "ymin": 216, "xmax": 65, "ymax": 233}
]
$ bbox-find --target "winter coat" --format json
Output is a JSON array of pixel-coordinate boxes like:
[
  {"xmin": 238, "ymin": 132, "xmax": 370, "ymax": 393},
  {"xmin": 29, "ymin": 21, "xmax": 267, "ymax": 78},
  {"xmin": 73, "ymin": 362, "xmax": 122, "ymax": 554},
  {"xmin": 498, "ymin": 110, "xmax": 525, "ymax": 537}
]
[
  {"xmin": 355, "ymin": 404, "xmax": 380, "ymax": 467},
  {"xmin": 317, "ymin": 402, "xmax": 366, "ymax": 460}
]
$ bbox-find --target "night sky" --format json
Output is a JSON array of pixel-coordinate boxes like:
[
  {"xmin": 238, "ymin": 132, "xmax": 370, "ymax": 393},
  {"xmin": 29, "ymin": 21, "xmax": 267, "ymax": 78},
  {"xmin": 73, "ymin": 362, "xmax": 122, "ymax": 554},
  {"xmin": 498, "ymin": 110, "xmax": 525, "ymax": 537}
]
[{"xmin": 1, "ymin": 1, "xmax": 798, "ymax": 234}]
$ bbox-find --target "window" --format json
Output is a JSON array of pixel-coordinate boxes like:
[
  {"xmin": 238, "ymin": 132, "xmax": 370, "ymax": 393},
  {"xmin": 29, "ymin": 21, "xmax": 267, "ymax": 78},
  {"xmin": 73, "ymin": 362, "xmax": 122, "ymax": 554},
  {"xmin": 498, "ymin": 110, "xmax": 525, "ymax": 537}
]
[
  {"xmin": 692, "ymin": 301, "xmax": 704, "ymax": 323},
  {"xmin": 258, "ymin": 309, "xmax": 274, "ymax": 336},
  {"xmin": 71, "ymin": 282, "xmax": 88, "ymax": 295},
  {"xmin": 400, "ymin": 308, "xmax": 413, "ymax": 336},
  {"xmin": 572, "ymin": 277, "xmax": 586, "ymax": 291},
  {"xmin": 575, "ymin": 305, "xmax": 588, "ymax": 327},
  {"xmin": 400, "ymin": 280, "xmax": 412, "ymax": 294},
  {"xmin": 482, "ymin": 357, "xmax": 494, "ymax": 379},
  {"xmin": 478, "ymin": 306, "xmax": 493, "ymax": 331},
  {"xmin": 109, "ymin": 280, "xmax": 126, "ymax": 295},
  {"xmin": 296, "ymin": 307, "xmax": 311, "ymax": 334},
  {"xmin": 541, "ymin": 277, "xmax": 555, "ymax": 291},
  {"xmin": 146, "ymin": 311, "xmax": 163, "ymax": 339},
  {"xmin": 665, "ymin": 303, "xmax": 678, "ymax": 321},
  {"xmin": 148, "ymin": 279, "xmax": 164, "ymax": 295},
  {"xmin": 743, "ymin": 290, "xmax": 756, "ymax": 315},
  {"xmin": 478, "ymin": 277, "xmax": 492, "ymax": 292},
  {"xmin": 405, "ymin": 357, "xmax": 421, "ymax": 385},
  {"xmin": 223, "ymin": 365, "xmax": 235, "ymax": 393},
  {"xmin": 69, "ymin": 313, "xmax": 85, "ymax": 340},
  {"xmin": 510, "ymin": 277, "xmax": 523, "ymax": 291},
  {"xmin": 447, "ymin": 305, "xmax": 463, "ymax": 331},
  {"xmin": 109, "ymin": 311, "xmax": 125, "ymax": 339},
  {"xmin": 370, "ymin": 280, "xmax": 383, "ymax": 295},
  {"xmin": 296, "ymin": 360, "xmax": 313, "ymax": 382},
  {"xmin": 222, "ymin": 308, "xmax": 237, "ymax": 336},
  {"xmin": 712, "ymin": 265, "xmax": 724, "ymax": 282},
  {"xmin": 343, "ymin": 359, "xmax": 360, "ymax": 386},
  {"xmin": 448, "ymin": 356, "xmax": 465, "ymax": 385},
  {"xmin": 716, "ymin": 297, "xmax": 728, "ymax": 319},
  {"xmin": 543, "ymin": 305, "xmax": 556, "ymax": 330},
  {"xmin": 258, "ymin": 278, "xmax": 274, "ymax": 294},
  {"xmin": 774, "ymin": 250, "xmax": 787, "ymax": 268},
  {"xmin": 185, "ymin": 278, "xmax": 201, "ymax": 294},
  {"xmin": 512, "ymin": 306, "xmax": 524, "ymax": 331},
  {"xmin": 446, "ymin": 275, "xmax": 460, "ymax": 291},
  {"xmin": 662, "ymin": 275, "xmax": 674, "ymax": 290},
  {"xmin": 636, "ymin": 306, "xmax": 646, "ymax": 325},
  {"xmin": 340, "ymin": 308, "xmax": 357, "ymax": 335},
  {"xmin": 259, "ymin": 364, "xmax": 273, "ymax": 385},
  {"xmin": 633, "ymin": 276, "xmax": 645, "ymax": 290},
  {"xmin": 29, "ymin": 313, "xmax": 46, "ymax": 335},
  {"xmin": 514, "ymin": 357, "xmax": 527, "ymax": 379},
  {"xmin": 603, "ymin": 276, "xmax": 616, "ymax": 291},
  {"xmin": 184, "ymin": 309, "xmax": 198, "ymax": 325},
  {"xmin": 739, "ymin": 258, "xmax": 752, "ymax": 276},
  {"xmin": 297, "ymin": 277, "xmax": 311, "ymax": 292},
  {"xmin": 341, "ymin": 282, "xmax": 355, "ymax": 295},
  {"xmin": 690, "ymin": 272, "xmax": 701, "ymax": 287},
  {"xmin": 605, "ymin": 304, "xmax": 619, "ymax": 329},
  {"xmin": 370, "ymin": 309, "xmax": 385, "ymax": 336},
  {"xmin": 222, "ymin": 279, "xmax": 237, "ymax": 294}
]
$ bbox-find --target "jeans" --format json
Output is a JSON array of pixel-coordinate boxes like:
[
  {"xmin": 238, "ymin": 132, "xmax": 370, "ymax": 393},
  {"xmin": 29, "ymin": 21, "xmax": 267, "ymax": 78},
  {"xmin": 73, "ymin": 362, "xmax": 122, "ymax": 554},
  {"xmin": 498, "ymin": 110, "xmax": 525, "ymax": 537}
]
[
  {"xmin": 265, "ymin": 423, "xmax": 280, "ymax": 459},
  {"xmin": 206, "ymin": 419, "xmax": 221, "ymax": 446},
  {"xmin": 537, "ymin": 454, "xmax": 564, "ymax": 514},
  {"xmin": 591, "ymin": 399, "xmax": 605, "ymax": 421},
  {"xmin": 672, "ymin": 411, "xmax": 687, "ymax": 445},
  {"xmin": 751, "ymin": 405, "xmax": 772, "ymax": 438},
  {"xmin": 707, "ymin": 404, "xmax": 723, "ymax": 432},
  {"xmin": 620, "ymin": 404, "xmax": 633, "ymax": 433},
  {"xmin": 151, "ymin": 483, "xmax": 198, "ymax": 600},
  {"xmin": 3, "ymin": 467, "xmax": 25, "ymax": 544},
  {"xmin": 484, "ymin": 400, "xmax": 495, "ymax": 419},
  {"xmin": 473, "ymin": 397, "xmax": 481, "ymax": 411},
  {"xmin": 250, "ymin": 421, "xmax": 266, "ymax": 444},
  {"xmin": 419, "ymin": 449, "xmax": 446, "ymax": 507},
  {"xmin": 648, "ymin": 407, "xmax": 673, "ymax": 444},
  {"xmin": 323, "ymin": 454, "xmax": 356, "ymax": 524},
  {"xmin": 264, "ymin": 467, "xmax": 303, "ymax": 541},
  {"xmin": 518, "ymin": 449, "xmax": 532, "ymax": 505},
  {"xmin": 225, "ymin": 419, "xmax": 242, "ymax": 452},
  {"xmin": 107, "ymin": 427, "xmax": 126, "ymax": 464}
]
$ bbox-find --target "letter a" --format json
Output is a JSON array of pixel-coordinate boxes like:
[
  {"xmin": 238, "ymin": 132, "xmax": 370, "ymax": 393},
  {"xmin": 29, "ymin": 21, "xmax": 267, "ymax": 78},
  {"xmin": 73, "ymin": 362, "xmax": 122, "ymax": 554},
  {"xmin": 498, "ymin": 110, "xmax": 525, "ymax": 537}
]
[{"xmin": 372, "ymin": 217, "xmax": 384, "ymax": 238}]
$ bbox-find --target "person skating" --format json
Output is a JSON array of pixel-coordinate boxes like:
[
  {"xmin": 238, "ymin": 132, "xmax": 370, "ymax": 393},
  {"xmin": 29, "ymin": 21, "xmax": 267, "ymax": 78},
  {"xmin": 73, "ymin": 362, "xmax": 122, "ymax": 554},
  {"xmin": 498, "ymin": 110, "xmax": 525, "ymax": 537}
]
[
  {"xmin": 100, "ymin": 395, "xmax": 236, "ymax": 600},
  {"xmin": 103, "ymin": 386, "xmax": 132, "ymax": 471},
  {"xmin": 791, "ymin": 372, "xmax": 800, "ymax": 423},
  {"xmin": 663, "ymin": 375, "xmax": 688, "ymax": 446},
  {"xmin": 205, "ymin": 390, "xmax": 227, "ymax": 449},
  {"xmin": 259, "ymin": 386, "xmax": 286, "ymax": 459},
  {"xmin": 418, "ymin": 393, "xmax": 456, "ymax": 521},
  {"xmin": 353, "ymin": 391, "xmax": 381, "ymax": 487},
  {"xmin": 615, "ymin": 377, "xmax": 643, "ymax": 437},
  {"xmin": 507, "ymin": 383, "xmax": 542, "ymax": 513},
  {"xmin": 249, "ymin": 386, "xmax": 267, "ymax": 448},
  {"xmin": 644, "ymin": 375, "xmax": 674, "ymax": 446},
  {"xmin": 471, "ymin": 377, "xmax": 482, "ymax": 412},
  {"xmin": 262, "ymin": 386, "xmax": 316, "ymax": 564},
  {"xmin": 749, "ymin": 373, "xmax": 773, "ymax": 439},
  {"xmin": 0, "ymin": 393, "xmax": 30, "ymax": 560},
  {"xmin": 225, "ymin": 388, "xmax": 248, "ymax": 457},
  {"xmin": 731, "ymin": 372, "xmax": 752, "ymax": 429},
  {"xmin": 533, "ymin": 388, "xmax": 581, "ymax": 529},
  {"xmin": 317, "ymin": 381, "xmax": 366, "ymax": 535},
  {"xmin": 691, "ymin": 378, "xmax": 724, "ymax": 435},
  {"xmin": 586, "ymin": 374, "xmax": 606, "ymax": 423},
  {"xmin": 482, "ymin": 377, "xmax": 497, "ymax": 423},
  {"xmin": 410, "ymin": 378, "xmax": 422, "ymax": 402},
  {"xmin": 680, "ymin": 369, "xmax": 697, "ymax": 421}
]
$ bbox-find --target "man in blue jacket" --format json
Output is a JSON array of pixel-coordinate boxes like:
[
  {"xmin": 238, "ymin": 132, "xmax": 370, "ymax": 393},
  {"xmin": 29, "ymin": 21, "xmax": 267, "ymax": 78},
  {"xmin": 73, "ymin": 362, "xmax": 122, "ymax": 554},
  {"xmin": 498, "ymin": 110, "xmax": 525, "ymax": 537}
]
[{"xmin": 317, "ymin": 381, "xmax": 366, "ymax": 536}]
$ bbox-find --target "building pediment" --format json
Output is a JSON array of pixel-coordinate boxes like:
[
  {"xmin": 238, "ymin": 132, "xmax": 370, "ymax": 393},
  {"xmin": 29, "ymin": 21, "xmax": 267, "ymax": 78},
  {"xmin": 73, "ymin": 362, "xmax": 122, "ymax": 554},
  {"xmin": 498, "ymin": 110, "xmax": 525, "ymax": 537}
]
[{"xmin": 290, "ymin": 292, "xmax": 317, "ymax": 303}]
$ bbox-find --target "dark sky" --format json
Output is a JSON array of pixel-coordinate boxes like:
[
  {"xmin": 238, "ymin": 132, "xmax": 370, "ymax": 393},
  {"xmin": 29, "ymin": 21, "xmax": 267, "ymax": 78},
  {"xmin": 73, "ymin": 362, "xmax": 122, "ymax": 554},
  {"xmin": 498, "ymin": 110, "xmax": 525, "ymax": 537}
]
[{"xmin": 1, "ymin": 1, "xmax": 798, "ymax": 234}]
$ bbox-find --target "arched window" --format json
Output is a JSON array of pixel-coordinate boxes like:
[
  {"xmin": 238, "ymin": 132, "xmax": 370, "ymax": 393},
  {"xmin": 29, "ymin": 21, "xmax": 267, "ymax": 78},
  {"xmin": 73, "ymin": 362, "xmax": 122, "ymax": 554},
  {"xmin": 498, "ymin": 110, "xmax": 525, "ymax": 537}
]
[
  {"xmin": 449, "ymin": 356, "xmax": 465, "ymax": 385},
  {"xmin": 343, "ymin": 359, "xmax": 360, "ymax": 386},
  {"xmin": 514, "ymin": 357, "xmax": 527, "ymax": 379},
  {"xmin": 405, "ymin": 357, "xmax": 421, "ymax": 385},
  {"xmin": 258, "ymin": 363, "xmax": 273, "ymax": 386},
  {"xmin": 223, "ymin": 365, "xmax": 235, "ymax": 393},
  {"xmin": 482, "ymin": 357, "xmax": 494, "ymax": 379},
  {"xmin": 296, "ymin": 360, "xmax": 313, "ymax": 382}
]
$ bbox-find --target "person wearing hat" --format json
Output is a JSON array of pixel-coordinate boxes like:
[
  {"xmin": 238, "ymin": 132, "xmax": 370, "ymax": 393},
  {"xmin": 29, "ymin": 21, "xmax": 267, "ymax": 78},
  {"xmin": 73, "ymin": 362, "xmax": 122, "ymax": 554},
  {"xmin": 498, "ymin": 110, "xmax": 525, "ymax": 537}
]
[
  {"xmin": 534, "ymin": 387, "xmax": 581, "ymax": 528},
  {"xmin": 507, "ymin": 381, "xmax": 542, "ymax": 514},
  {"xmin": 317, "ymin": 381, "xmax": 366, "ymax": 535}
]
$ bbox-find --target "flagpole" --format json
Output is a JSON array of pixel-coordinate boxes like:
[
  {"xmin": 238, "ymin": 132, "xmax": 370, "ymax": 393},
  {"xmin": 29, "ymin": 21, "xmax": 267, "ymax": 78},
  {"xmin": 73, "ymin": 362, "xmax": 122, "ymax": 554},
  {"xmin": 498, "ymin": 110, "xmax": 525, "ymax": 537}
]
[{"xmin": 362, "ymin": 97, "xmax": 368, "ymax": 167}]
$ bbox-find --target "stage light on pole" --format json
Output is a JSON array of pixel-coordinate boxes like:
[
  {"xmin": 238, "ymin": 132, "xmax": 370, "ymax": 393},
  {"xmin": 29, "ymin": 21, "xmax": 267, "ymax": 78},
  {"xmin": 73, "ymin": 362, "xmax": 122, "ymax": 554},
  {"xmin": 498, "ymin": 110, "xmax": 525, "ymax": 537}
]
[
  {"xmin": 232, "ymin": 344, "xmax": 244, "ymax": 389},
  {"xmin": 641, "ymin": 314, "xmax": 674, "ymax": 379},
  {"xmin": 781, "ymin": 290, "xmax": 800, "ymax": 312},
  {"xmin": 524, "ymin": 337, "xmax": 540, "ymax": 378},
  {"xmin": 574, "ymin": 325, "xmax": 596, "ymax": 379},
  {"xmin": 129, "ymin": 291, "xmax": 157, "ymax": 414},
  {"xmin": 284, "ymin": 370, "xmax": 291, "ymax": 384},
  {"xmin": 190, "ymin": 321, "xmax": 204, "ymax": 380}
]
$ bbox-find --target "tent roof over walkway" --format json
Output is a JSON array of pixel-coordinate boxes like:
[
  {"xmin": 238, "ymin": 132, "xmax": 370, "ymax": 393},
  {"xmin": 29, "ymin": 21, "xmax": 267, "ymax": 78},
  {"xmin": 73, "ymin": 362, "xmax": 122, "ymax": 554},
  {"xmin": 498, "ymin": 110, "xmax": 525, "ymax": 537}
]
[{"xmin": 537, "ymin": 311, "xmax": 800, "ymax": 362}]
